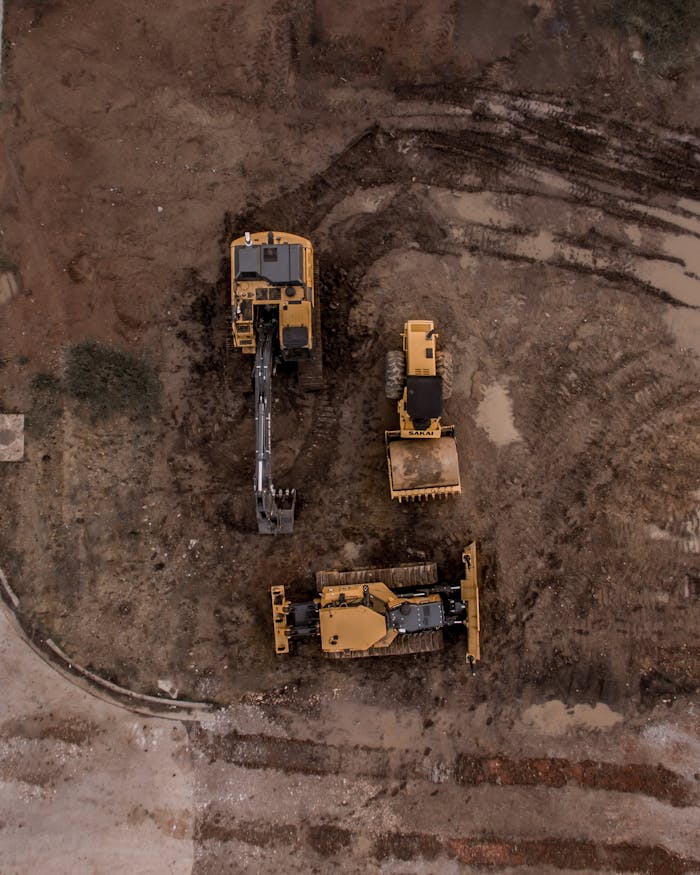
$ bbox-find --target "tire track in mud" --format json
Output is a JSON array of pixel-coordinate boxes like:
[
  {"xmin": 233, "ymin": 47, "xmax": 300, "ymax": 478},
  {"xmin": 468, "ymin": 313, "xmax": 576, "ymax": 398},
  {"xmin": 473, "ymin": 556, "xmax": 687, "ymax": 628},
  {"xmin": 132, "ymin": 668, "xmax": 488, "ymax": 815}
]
[
  {"xmin": 444, "ymin": 835, "xmax": 697, "ymax": 873},
  {"xmin": 228, "ymin": 97, "xmax": 700, "ymax": 310},
  {"xmin": 191, "ymin": 724, "xmax": 700, "ymax": 872},
  {"xmin": 194, "ymin": 819, "xmax": 698, "ymax": 873},
  {"xmin": 190, "ymin": 726, "xmax": 694, "ymax": 807}
]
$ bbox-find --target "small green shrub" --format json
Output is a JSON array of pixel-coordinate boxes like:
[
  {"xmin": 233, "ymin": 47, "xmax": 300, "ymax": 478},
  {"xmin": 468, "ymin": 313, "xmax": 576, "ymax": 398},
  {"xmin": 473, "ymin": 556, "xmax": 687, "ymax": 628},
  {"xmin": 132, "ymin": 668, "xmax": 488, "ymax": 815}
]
[
  {"xmin": 603, "ymin": 0, "xmax": 700, "ymax": 66},
  {"xmin": 0, "ymin": 248, "xmax": 16, "ymax": 273},
  {"xmin": 32, "ymin": 372, "xmax": 62, "ymax": 393},
  {"xmin": 27, "ymin": 372, "xmax": 64, "ymax": 437},
  {"xmin": 64, "ymin": 340, "xmax": 160, "ymax": 422}
]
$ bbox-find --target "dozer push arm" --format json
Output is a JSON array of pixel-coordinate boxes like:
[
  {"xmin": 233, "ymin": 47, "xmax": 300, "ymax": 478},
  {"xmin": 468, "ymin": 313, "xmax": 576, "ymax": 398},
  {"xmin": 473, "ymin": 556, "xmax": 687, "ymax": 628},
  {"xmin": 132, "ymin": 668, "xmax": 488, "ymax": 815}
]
[
  {"xmin": 254, "ymin": 323, "xmax": 295, "ymax": 534},
  {"xmin": 461, "ymin": 541, "xmax": 480, "ymax": 668}
]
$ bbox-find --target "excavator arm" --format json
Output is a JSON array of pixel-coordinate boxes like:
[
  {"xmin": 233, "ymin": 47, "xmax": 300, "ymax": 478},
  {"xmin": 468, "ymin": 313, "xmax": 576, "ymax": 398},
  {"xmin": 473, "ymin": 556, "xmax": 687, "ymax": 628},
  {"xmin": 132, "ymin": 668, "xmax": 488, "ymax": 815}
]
[{"xmin": 254, "ymin": 322, "xmax": 295, "ymax": 534}]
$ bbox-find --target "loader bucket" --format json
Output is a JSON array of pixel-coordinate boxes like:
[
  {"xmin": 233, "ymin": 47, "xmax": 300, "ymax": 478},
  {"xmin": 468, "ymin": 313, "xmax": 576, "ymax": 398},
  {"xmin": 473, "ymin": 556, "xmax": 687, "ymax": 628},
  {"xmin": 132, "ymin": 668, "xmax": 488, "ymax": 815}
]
[{"xmin": 385, "ymin": 427, "xmax": 461, "ymax": 501}]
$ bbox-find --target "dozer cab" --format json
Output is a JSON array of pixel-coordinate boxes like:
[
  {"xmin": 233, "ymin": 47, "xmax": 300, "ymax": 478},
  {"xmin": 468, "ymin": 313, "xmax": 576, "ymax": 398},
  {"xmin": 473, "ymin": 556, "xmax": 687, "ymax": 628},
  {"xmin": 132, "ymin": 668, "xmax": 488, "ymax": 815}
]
[
  {"xmin": 271, "ymin": 542, "xmax": 480, "ymax": 670},
  {"xmin": 231, "ymin": 231, "xmax": 322, "ymax": 534},
  {"xmin": 384, "ymin": 320, "xmax": 460, "ymax": 501}
]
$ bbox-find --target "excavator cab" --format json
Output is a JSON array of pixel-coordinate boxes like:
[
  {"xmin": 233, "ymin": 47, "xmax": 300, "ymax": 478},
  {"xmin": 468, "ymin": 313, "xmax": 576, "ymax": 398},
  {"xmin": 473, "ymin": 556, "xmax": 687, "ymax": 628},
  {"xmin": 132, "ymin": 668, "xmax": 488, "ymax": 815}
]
[{"xmin": 230, "ymin": 231, "xmax": 322, "ymax": 534}]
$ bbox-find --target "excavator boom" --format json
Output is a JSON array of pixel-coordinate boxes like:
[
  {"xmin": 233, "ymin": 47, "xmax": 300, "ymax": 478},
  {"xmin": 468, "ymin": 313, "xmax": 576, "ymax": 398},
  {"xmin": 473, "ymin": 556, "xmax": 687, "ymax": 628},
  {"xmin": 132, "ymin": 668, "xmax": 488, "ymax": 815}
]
[{"xmin": 254, "ymin": 322, "xmax": 295, "ymax": 534}]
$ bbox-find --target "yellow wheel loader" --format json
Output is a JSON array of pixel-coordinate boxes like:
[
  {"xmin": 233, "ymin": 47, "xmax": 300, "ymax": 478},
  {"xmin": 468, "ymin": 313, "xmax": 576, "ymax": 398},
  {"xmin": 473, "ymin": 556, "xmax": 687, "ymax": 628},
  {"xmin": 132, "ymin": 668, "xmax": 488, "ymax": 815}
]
[
  {"xmin": 385, "ymin": 320, "xmax": 461, "ymax": 501},
  {"xmin": 271, "ymin": 542, "xmax": 480, "ymax": 670},
  {"xmin": 231, "ymin": 231, "xmax": 322, "ymax": 534}
]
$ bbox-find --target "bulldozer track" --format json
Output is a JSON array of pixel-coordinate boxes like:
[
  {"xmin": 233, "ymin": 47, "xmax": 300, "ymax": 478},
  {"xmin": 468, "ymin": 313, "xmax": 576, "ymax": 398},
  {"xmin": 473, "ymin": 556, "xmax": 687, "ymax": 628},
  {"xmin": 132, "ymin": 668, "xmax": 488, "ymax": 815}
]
[
  {"xmin": 323, "ymin": 629, "xmax": 444, "ymax": 659},
  {"xmin": 315, "ymin": 561, "xmax": 438, "ymax": 591}
]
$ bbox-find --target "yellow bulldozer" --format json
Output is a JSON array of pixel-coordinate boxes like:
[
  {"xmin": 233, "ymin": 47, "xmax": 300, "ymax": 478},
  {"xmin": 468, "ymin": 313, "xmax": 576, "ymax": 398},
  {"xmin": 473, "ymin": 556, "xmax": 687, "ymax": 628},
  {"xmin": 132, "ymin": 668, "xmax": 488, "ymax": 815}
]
[
  {"xmin": 384, "ymin": 320, "xmax": 461, "ymax": 501},
  {"xmin": 230, "ymin": 231, "xmax": 322, "ymax": 534},
  {"xmin": 271, "ymin": 542, "xmax": 480, "ymax": 670}
]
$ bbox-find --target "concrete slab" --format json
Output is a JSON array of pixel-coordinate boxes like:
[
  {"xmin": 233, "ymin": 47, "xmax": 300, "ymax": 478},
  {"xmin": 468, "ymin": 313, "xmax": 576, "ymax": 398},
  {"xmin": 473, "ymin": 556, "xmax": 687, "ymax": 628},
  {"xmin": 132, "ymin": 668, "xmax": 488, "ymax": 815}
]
[
  {"xmin": 0, "ymin": 599, "xmax": 195, "ymax": 874},
  {"xmin": 0, "ymin": 413, "xmax": 24, "ymax": 461}
]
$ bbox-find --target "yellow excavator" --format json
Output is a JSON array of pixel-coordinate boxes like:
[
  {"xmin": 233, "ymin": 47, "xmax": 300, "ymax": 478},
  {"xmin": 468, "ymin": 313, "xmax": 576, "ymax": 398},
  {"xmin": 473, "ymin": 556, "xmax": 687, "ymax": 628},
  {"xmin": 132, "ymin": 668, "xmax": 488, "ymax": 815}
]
[
  {"xmin": 231, "ymin": 231, "xmax": 322, "ymax": 534},
  {"xmin": 385, "ymin": 320, "xmax": 461, "ymax": 501},
  {"xmin": 271, "ymin": 542, "xmax": 480, "ymax": 671}
]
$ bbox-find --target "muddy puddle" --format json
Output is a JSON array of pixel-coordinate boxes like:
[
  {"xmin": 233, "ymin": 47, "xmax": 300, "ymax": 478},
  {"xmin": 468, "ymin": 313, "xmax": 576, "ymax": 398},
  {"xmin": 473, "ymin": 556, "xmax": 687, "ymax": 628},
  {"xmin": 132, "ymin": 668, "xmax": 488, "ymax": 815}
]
[{"xmin": 475, "ymin": 382, "xmax": 521, "ymax": 447}]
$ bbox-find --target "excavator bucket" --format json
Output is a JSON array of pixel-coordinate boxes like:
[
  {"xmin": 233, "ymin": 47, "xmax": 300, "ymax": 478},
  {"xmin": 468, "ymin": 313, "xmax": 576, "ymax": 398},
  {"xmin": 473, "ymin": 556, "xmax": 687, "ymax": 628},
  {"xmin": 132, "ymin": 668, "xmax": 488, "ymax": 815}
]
[{"xmin": 385, "ymin": 426, "xmax": 461, "ymax": 501}]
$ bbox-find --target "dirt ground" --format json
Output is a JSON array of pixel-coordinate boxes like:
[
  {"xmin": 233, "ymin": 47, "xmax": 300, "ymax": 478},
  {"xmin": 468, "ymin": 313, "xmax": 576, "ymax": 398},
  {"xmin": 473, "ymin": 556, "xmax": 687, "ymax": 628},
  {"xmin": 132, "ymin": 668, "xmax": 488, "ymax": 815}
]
[{"xmin": 1, "ymin": 1, "xmax": 699, "ymax": 872}]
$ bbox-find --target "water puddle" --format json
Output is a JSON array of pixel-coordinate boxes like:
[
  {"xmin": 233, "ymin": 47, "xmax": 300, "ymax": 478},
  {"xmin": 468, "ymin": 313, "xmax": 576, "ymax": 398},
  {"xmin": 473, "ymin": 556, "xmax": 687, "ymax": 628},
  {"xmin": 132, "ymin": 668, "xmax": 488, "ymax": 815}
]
[
  {"xmin": 664, "ymin": 307, "xmax": 700, "ymax": 355},
  {"xmin": 475, "ymin": 382, "xmax": 522, "ymax": 447},
  {"xmin": 523, "ymin": 700, "xmax": 624, "ymax": 735},
  {"xmin": 632, "ymin": 258, "xmax": 700, "ymax": 308}
]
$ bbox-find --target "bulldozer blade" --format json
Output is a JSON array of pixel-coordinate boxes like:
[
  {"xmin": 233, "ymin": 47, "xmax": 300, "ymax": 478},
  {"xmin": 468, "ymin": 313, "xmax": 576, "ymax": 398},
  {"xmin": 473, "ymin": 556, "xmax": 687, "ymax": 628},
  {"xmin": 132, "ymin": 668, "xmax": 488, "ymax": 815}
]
[{"xmin": 386, "ymin": 431, "xmax": 461, "ymax": 500}]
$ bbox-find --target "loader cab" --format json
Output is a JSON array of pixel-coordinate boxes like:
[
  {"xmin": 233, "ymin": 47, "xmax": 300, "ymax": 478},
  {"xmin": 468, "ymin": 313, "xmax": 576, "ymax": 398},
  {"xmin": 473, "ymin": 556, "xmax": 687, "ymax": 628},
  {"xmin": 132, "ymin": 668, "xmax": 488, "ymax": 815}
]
[{"xmin": 406, "ymin": 375, "xmax": 443, "ymax": 430}]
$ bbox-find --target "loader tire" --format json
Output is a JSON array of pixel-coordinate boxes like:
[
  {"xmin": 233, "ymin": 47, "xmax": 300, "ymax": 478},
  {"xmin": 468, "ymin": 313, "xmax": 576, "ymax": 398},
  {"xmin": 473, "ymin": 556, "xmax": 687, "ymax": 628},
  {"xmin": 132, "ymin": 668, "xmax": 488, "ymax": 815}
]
[
  {"xmin": 385, "ymin": 349, "xmax": 406, "ymax": 400},
  {"xmin": 436, "ymin": 349, "xmax": 453, "ymax": 401}
]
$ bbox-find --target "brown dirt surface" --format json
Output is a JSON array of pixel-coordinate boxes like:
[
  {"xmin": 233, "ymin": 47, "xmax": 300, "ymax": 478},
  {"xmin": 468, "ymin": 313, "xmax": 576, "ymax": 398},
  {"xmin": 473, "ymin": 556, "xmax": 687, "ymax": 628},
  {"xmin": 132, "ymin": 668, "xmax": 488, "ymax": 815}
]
[{"xmin": 1, "ymin": 1, "xmax": 699, "ymax": 873}]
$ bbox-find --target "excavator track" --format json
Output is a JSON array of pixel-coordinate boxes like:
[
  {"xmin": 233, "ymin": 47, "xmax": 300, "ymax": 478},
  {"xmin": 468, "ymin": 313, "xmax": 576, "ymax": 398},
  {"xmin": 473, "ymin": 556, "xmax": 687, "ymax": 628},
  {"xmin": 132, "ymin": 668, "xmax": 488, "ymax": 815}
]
[
  {"xmin": 324, "ymin": 630, "xmax": 444, "ymax": 659},
  {"xmin": 315, "ymin": 562, "xmax": 438, "ymax": 592},
  {"xmin": 298, "ymin": 261, "xmax": 323, "ymax": 392}
]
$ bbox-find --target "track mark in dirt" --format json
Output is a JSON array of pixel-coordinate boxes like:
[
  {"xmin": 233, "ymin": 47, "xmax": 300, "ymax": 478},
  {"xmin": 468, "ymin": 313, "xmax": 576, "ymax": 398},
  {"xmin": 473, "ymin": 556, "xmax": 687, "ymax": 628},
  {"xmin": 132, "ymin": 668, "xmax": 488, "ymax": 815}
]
[
  {"xmin": 0, "ymin": 716, "xmax": 102, "ymax": 745},
  {"xmin": 444, "ymin": 835, "xmax": 697, "ymax": 873},
  {"xmin": 191, "ymin": 727, "xmax": 693, "ymax": 807},
  {"xmin": 194, "ymin": 813, "xmax": 698, "ymax": 873},
  {"xmin": 456, "ymin": 754, "xmax": 693, "ymax": 807}
]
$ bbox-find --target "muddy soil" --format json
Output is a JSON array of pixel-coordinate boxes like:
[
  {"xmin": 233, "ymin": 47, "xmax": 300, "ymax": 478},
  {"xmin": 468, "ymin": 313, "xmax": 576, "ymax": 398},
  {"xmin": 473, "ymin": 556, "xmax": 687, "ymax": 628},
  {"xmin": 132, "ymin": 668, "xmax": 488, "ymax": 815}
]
[{"xmin": 1, "ymin": 1, "xmax": 699, "ymax": 872}]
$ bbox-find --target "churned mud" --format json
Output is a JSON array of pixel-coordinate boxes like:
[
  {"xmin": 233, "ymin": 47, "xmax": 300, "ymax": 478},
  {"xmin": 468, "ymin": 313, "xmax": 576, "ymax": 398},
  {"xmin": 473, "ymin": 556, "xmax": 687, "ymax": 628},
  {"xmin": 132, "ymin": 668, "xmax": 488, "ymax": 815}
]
[{"xmin": 1, "ymin": 1, "xmax": 699, "ymax": 873}]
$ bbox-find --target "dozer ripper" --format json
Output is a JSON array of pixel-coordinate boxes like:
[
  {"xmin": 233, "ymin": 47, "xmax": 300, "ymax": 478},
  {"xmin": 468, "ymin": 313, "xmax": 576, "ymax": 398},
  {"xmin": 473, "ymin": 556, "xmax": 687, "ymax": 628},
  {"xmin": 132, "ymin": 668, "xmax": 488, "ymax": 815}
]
[
  {"xmin": 384, "ymin": 320, "xmax": 461, "ymax": 501},
  {"xmin": 231, "ymin": 231, "xmax": 322, "ymax": 534},
  {"xmin": 271, "ymin": 542, "xmax": 480, "ymax": 670}
]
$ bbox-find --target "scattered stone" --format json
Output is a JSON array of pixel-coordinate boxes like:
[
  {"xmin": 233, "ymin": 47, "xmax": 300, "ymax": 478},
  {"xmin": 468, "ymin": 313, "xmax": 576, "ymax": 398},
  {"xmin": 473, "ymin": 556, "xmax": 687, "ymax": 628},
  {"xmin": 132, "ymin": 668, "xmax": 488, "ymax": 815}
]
[
  {"xmin": 67, "ymin": 253, "xmax": 94, "ymax": 284},
  {"xmin": 157, "ymin": 679, "xmax": 179, "ymax": 699},
  {"xmin": 0, "ymin": 272, "xmax": 19, "ymax": 304},
  {"xmin": 0, "ymin": 414, "xmax": 25, "ymax": 461}
]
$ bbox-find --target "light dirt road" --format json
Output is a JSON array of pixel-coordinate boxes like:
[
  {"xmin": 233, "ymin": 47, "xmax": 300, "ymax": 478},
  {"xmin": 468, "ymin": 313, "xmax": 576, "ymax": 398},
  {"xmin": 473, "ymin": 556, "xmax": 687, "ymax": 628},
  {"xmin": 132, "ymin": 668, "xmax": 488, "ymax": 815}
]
[{"xmin": 0, "ymin": 601, "xmax": 195, "ymax": 874}]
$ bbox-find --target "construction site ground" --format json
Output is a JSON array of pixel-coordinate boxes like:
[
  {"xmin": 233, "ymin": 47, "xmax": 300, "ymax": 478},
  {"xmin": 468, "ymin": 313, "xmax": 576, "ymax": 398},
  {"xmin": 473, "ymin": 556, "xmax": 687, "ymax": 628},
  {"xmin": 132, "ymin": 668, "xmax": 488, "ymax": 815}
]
[{"xmin": 1, "ymin": 1, "xmax": 699, "ymax": 872}]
